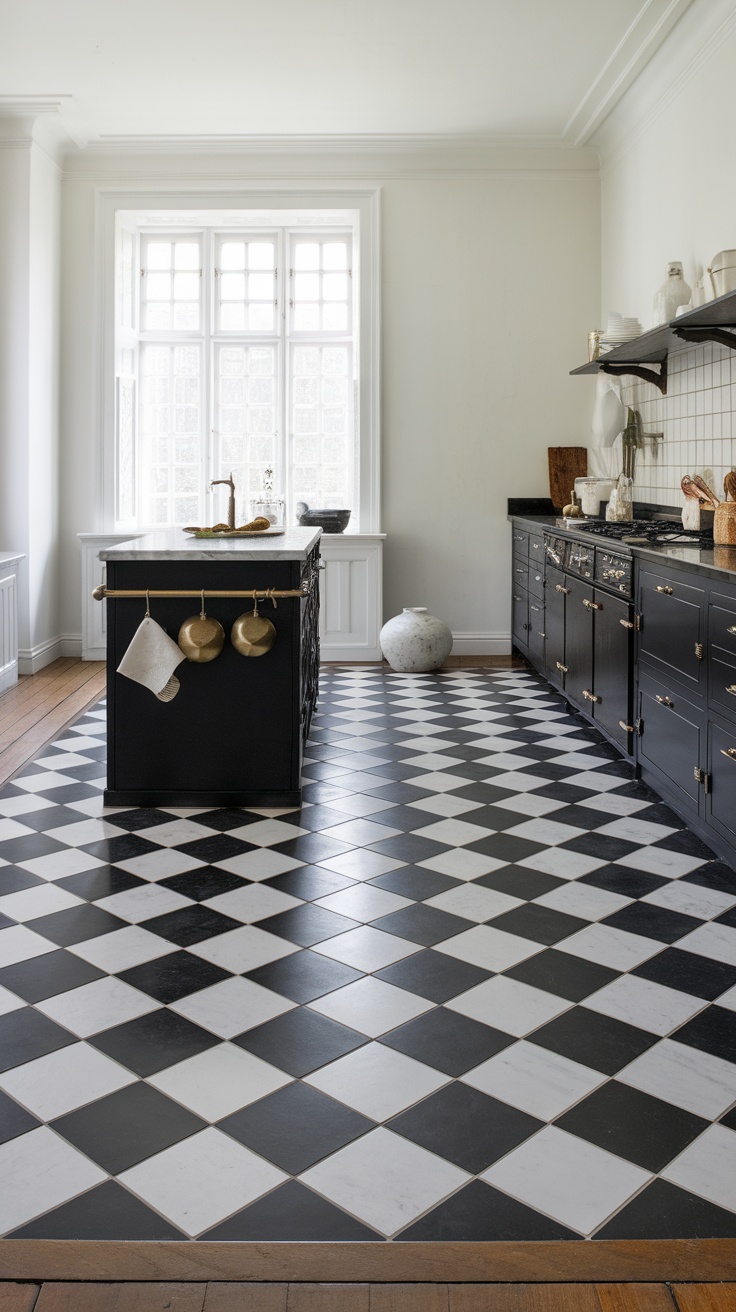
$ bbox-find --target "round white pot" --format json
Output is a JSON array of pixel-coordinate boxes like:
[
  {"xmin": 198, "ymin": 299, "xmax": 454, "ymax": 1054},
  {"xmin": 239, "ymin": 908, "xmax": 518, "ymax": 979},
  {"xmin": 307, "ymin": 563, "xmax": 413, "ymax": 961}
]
[{"xmin": 380, "ymin": 607, "xmax": 453, "ymax": 673}]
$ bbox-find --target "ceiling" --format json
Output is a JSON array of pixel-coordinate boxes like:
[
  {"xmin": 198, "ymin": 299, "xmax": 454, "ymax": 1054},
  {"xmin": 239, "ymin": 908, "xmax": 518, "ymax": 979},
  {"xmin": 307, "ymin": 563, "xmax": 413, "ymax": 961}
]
[{"xmin": 0, "ymin": 0, "xmax": 692, "ymax": 145}]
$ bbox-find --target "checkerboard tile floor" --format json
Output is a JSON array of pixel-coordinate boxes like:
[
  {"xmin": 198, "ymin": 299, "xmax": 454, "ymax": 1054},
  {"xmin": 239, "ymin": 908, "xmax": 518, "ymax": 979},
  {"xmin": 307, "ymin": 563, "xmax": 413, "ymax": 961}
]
[{"xmin": 1, "ymin": 666, "xmax": 736, "ymax": 1241}]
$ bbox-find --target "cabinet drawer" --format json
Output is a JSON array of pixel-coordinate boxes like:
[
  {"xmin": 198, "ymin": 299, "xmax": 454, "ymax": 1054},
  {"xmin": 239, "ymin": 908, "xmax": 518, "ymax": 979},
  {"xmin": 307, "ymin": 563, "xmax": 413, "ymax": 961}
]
[
  {"xmin": 529, "ymin": 534, "xmax": 544, "ymax": 567},
  {"xmin": 709, "ymin": 649, "xmax": 736, "ymax": 718},
  {"xmin": 638, "ymin": 670, "xmax": 705, "ymax": 811},
  {"xmin": 710, "ymin": 592, "xmax": 736, "ymax": 661},
  {"xmin": 512, "ymin": 586, "xmax": 529, "ymax": 649},
  {"xmin": 637, "ymin": 566, "xmax": 705, "ymax": 693},
  {"xmin": 512, "ymin": 559, "xmax": 529, "ymax": 591},
  {"xmin": 709, "ymin": 715, "xmax": 736, "ymax": 843},
  {"xmin": 511, "ymin": 528, "xmax": 529, "ymax": 559},
  {"xmin": 529, "ymin": 565, "xmax": 545, "ymax": 600}
]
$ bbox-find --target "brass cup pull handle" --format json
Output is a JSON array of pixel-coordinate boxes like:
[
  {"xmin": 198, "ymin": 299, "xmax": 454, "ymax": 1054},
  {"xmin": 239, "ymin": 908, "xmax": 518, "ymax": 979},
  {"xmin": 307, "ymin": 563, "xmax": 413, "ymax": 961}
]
[
  {"xmin": 655, "ymin": 585, "xmax": 674, "ymax": 595},
  {"xmin": 556, "ymin": 661, "xmax": 568, "ymax": 673},
  {"xmin": 619, "ymin": 721, "xmax": 634, "ymax": 733},
  {"xmin": 619, "ymin": 619, "xmax": 635, "ymax": 629},
  {"xmin": 721, "ymin": 748, "xmax": 736, "ymax": 761},
  {"xmin": 726, "ymin": 685, "xmax": 736, "ymax": 696},
  {"xmin": 555, "ymin": 584, "xmax": 570, "ymax": 595},
  {"xmin": 582, "ymin": 689, "xmax": 601, "ymax": 703},
  {"xmin": 655, "ymin": 694, "xmax": 674, "ymax": 708}
]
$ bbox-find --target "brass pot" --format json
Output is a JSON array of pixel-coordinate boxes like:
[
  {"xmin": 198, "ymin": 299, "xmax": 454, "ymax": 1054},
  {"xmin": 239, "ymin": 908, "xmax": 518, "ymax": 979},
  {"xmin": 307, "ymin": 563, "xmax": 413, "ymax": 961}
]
[
  {"xmin": 231, "ymin": 600, "xmax": 276, "ymax": 657},
  {"xmin": 178, "ymin": 595, "xmax": 225, "ymax": 662}
]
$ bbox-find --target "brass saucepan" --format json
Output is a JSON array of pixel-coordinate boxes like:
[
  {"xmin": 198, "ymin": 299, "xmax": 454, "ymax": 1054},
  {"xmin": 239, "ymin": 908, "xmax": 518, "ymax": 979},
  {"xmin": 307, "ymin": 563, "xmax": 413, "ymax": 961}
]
[
  {"xmin": 178, "ymin": 592, "xmax": 226, "ymax": 662},
  {"xmin": 231, "ymin": 592, "xmax": 276, "ymax": 657}
]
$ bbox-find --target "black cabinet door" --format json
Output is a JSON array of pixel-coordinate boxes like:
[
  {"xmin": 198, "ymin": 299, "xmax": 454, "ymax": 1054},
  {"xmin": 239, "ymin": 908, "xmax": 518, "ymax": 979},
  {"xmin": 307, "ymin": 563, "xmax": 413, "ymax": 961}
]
[
  {"xmin": 593, "ymin": 590, "xmax": 633, "ymax": 753},
  {"xmin": 528, "ymin": 596, "xmax": 545, "ymax": 667},
  {"xmin": 638, "ymin": 567, "xmax": 706, "ymax": 695},
  {"xmin": 563, "ymin": 574, "xmax": 594, "ymax": 709},
  {"xmin": 544, "ymin": 567, "xmax": 566, "ymax": 689},
  {"xmin": 638, "ymin": 671, "xmax": 704, "ymax": 813},
  {"xmin": 512, "ymin": 586, "xmax": 529, "ymax": 651},
  {"xmin": 708, "ymin": 715, "xmax": 736, "ymax": 844},
  {"xmin": 709, "ymin": 593, "xmax": 736, "ymax": 662}
]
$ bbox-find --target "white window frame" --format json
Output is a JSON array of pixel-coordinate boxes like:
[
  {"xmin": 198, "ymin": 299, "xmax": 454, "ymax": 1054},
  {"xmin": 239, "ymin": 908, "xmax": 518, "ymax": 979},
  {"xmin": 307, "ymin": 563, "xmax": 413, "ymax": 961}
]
[{"xmin": 98, "ymin": 188, "xmax": 381, "ymax": 534}]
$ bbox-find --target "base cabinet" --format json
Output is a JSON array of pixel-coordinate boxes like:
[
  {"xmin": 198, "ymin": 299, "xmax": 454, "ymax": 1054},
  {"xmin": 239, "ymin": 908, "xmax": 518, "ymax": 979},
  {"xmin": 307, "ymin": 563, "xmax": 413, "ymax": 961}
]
[
  {"xmin": 708, "ymin": 715, "xmax": 736, "ymax": 846},
  {"xmin": 637, "ymin": 670, "xmax": 705, "ymax": 813}
]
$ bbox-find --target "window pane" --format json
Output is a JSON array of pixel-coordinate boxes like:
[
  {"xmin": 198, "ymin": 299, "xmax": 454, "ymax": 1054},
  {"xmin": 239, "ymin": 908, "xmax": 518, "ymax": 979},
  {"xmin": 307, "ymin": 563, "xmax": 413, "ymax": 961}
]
[
  {"xmin": 294, "ymin": 242, "xmax": 320, "ymax": 269},
  {"xmin": 221, "ymin": 273, "xmax": 246, "ymax": 300},
  {"xmin": 322, "ymin": 304, "xmax": 348, "ymax": 331},
  {"xmin": 140, "ymin": 342, "xmax": 202, "ymax": 526},
  {"xmin": 249, "ymin": 242, "xmax": 275, "ymax": 269},
  {"xmin": 293, "ymin": 304, "xmax": 319, "ymax": 331},
  {"xmin": 249, "ymin": 272, "xmax": 274, "ymax": 300},
  {"xmin": 294, "ymin": 273, "xmax": 319, "ymax": 301},
  {"xmin": 323, "ymin": 241, "xmax": 348, "ymax": 269},
  {"xmin": 147, "ymin": 273, "xmax": 171, "ymax": 301},
  {"xmin": 146, "ymin": 242, "xmax": 171, "ymax": 269},
  {"xmin": 221, "ymin": 242, "xmax": 246, "ymax": 270},
  {"xmin": 213, "ymin": 343, "xmax": 278, "ymax": 522},
  {"xmin": 290, "ymin": 342, "xmax": 352, "ymax": 514},
  {"xmin": 174, "ymin": 242, "xmax": 200, "ymax": 269},
  {"xmin": 323, "ymin": 273, "xmax": 347, "ymax": 300}
]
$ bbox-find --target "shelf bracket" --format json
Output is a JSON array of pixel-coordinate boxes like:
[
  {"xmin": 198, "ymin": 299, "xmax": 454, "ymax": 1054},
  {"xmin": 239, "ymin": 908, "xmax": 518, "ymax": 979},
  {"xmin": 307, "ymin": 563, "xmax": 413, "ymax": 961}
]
[
  {"xmin": 672, "ymin": 325, "xmax": 736, "ymax": 352},
  {"xmin": 599, "ymin": 358, "xmax": 668, "ymax": 395}
]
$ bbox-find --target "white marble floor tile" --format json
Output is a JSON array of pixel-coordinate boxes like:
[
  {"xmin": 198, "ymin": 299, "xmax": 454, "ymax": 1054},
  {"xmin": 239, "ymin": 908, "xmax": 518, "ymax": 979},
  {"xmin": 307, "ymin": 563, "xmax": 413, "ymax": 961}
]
[
  {"xmin": 326, "ymin": 795, "xmax": 398, "ymax": 818},
  {"xmin": 615, "ymin": 849, "xmax": 707, "ymax": 878},
  {"xmin": 482, "ymin": 1125, "xmax": 650, "ymax": 1236},
  {"xmin": 426, "ymin": 884, "xmax": 523, "ymax": 923},
  {"xmin": 0, "ymin": 883, "xmax": 84, "ymax": 922},
  {"xmin": 315, "ymin": 885, "xmax": 411, "ymax": 922},
  {"xmin": 0, "ymin": 1127, "xmax": 106, "ymax": 1235},
  {"xmin": 202, "ymin": 884, "xmax": 302, "ymax": 923},
  {"xmin": 227, "ymin": 818, "xmax": 307, "ymax": 845},
  {"xmin": 300, "ymin": 1127, "xmax": 469, "ymax": 1237},
  {"xmin": 565, "ymin": 772, "xmax": 635, "ymax": 793},
  {"xmin": 69, "ymin": 926, "xmax": 179, "ymax": 973},
  {"xmin": 0, "ymin": 795, "xmax": 55, "ymax": 817},
  {"xmin": 641, "ymin": 882, "xmax": 736, "ymax": 920},
  {"xmin": 0, "ymin": 819, "xmax": 37, "ymax": 842},
  {"xmin": 577, "ymin": 793, "xmax": 650, "ymax": 817},
  {"xmin": 435, "ymin": 925, "xmax": 542, "ymax": 972},
  {"xmin": 558, "ymin": 924, "xmax": 663, "ymax": 971},
  {"xmin": 131, "ymin": 820, "xmax": 218, "ymax": 847},
  {"xmin": 113, "ymin": 849, "xmax": 206, "ymax": 881},
  {"xmin": 517, "ymin": 849, "xmax": 605, "ymax": 879},
  {"xmin": 36, "ymin": 976, "xmax": 161, "ymax": 1036},
  {"xmin": 618, "ymin": 1038, "xmax": 736, "ymax": 1119},
  {"xmin": 493, "ymin": 794, "xmax": 567, "ymax": 818},
  {"xmin": 0, "ymin": 985, "xmax": 24, "ymax": 1016},
  {"xmin": 447, "ymin": 976, "xmax": 571, "ymax": 1035},
  {"xmin": 418, "ymin": 849, "xmax": 505, "ymax": 881},
  {"xmin": 44, "ymin": 819, "xmax": 129, "ymax": 847},
  {"xmin": 119, "ymin": 1126, "xmax": 287, "ymax": 1236},
  {"xmin": 148, "ymin": 1042, "xmax": 292, "ymax": 1121},
  {"xmin": 314, "ymin": 926, "xmax": 420, "ymax": 973},
  {"xmin": 582, "ymin": 975, "xmax": 706, "ymax": 1036},
  {"xmin": 318, "ymin": 851, "xmax": 407, "ymax": 881},
  {"xmin": 662, "ymin": 1124, "xmax": 736, "ymax": 1213},
  {"xmin": 410, "ymin": 818, "xmax": 498, "ymax": 847},
  {"xmin": 213, "ymin": 849, "xmax": 303, "ymax": 881},
  {"xmin": 505, "ymin": 818, "xmax": 586, "ymax": 846},
  {"xmin": 14, "ymin": 771, "xmax": 83, "ymax": 793},
  {"xmin": 308, "ymin": 975, "xmax": 432, "ymax": 1037},
  {"xmin": 674, "ymin": 922, "xmax": 736, "ymax": 967},
  {"xmin": 597, "ymin": 817, "xmax": 678, "ymax": 845},
  {"xmin": 95, "ymin": 884, "xmax": 192, "ymax": 923},
  {"xmin": 716, "ymin": 982, "xmax": 736, "ymax": 1011},
  {"xmin": 0, "ymin": 1041, "xmax": 136, "ymax": 1119},
  {"xmin": 305, "ymin": 1041, "xmax": 448, "ymax": 1120},
  {"xmin": 406, "ymin": 794, "xmax": 484, "ymax": 818},
  {"xmin": 18, "ymin": 850, "xmax": 105, "ymax": 881},
  {"xmin": 0, "ymin": 925, "xmax": 59, "ymax": 968},
  {"xmin": 404, "ymin": 772, "xmax": 473, "ymax": 794},
  {"xmin": 188, "ymin": 925, "xmax": 300, "ymax": 973},
  {"xmin": 170, "ymin": 976, "xmax": 295, "ymax": 1038},
  {"xmin": 462, "ymin": 1039, "xmax": 605, "ymax": 1119},
  {"xmin": 533, "ymin": 882, "xmax": 631, "ymax": 921}
]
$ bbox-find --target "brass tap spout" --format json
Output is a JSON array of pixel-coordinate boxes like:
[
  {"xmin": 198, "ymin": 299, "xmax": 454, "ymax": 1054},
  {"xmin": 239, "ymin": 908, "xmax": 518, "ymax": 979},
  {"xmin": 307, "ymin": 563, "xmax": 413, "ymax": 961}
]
[{"xmin": 210, "ymin": 473, "xmax": 236, "ymax": 529}]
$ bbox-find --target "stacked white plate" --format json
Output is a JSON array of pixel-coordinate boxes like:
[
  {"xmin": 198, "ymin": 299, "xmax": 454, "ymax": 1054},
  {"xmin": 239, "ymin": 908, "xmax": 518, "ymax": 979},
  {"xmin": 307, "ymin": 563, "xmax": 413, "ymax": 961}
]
[{"xmin": 600, "ymin": 314, "xmax": 643, "ymax": 345}]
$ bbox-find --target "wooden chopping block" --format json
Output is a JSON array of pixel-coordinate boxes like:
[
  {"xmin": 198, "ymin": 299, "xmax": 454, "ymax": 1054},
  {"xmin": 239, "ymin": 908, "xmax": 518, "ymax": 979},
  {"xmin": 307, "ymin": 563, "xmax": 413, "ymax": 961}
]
[{"xmin": 548, "ymin": 447, "xmax": 588, "ymax": 513}]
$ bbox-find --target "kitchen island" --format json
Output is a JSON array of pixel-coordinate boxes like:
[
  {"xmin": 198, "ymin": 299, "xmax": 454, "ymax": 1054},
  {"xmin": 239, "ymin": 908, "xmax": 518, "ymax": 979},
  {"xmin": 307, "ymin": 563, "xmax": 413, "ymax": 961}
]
[{"xmin": 98, "ymin": 528, "xmax": 321, "ymax": 808}]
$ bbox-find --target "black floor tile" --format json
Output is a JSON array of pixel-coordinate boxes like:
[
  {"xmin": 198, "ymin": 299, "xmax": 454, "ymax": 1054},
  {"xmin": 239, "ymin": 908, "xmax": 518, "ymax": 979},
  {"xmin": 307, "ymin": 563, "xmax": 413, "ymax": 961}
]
[
  {"xmin": 560, "ymin": 834, "xmax": 638, "ymax": 862},
  {"xmin": 9, "ymin": 805, "xmax": 84, "ymax": 832},
  {"xmin": 55, "ymin": 866, "xmax": 143, "ymax": 901},
  {"xmin": 360, "ymin": 782, "xmax": 432, "ymax": 805},
  {"xmin": 465, "ymin": 834, "xmax": 543, "ymax": 863},
  {"xmin": 388, "ymin": 1082, "xmax": 542, "ymax": 1174},
  {"xmin": 717, "ymin": 905, "xmax": 736, "ymax": 929},
  {"xmin": 367, "ymin": 834, "xmax": 450, "ymax": 863},
  {"xmin": 601, "ymin": 902, "xmax": 700, "ymax": 943},
  {"xmin": 530, "ymin": 1007, "xmax": 658, "ymax": 1075},
  {"xmin": 273, "ymin": 833, "xmax": 353, "ymax": 863},
  {"xmin": 0, "ymin": 1007, "xmax": 76, "ymax": 1072},
  {"xmin": 671, "ymin": 1007, "xmax": 736, "ymax": 1063},
  {"xmin": 556, "ymin": 1080, "xmax": 708, "ymax": 1172},
  {"xmin": 478, "ymin": 866, "xmax": 566, "ymax": 901},
  {"xmin": 381, "ymin": 1007, "xmax": 513, "ymax": 1075},
  {"xmin": 140, "ymin": 904, "xmax": 242, "ymax": 946},
  {"xmin": 440, "ymin": 783, "xmax": 515, "ymax": 805},
  {"xmin": 398, "ymin": 1180, "xmax": 577, "ymax": 1241},
  {"xmin": 596, "ymin": 1178, "xmax": 736, "ymax": 1240},
  {"xmin": 369, "ymin": 867, "xmax": 460, "ymax": 901},
  {"xmin": 504, "ymin": 948, "xmax": 618, "ymax": 1002},
  {"xmin": 545, "ymin": 804, "xmax": 614, "ymax": 831},
  {"xmin": 159, "ymin": 868, "xmax": 246, "ymax": 902},
  {"xmin": 9, "ymin": 1179, "xmax": 187, "ymax": 1239},
  {"xmin": 684, "ymin": 863, "xmax": 736, "ymax": 898},
  {"xmin": 80, "ymin": 834, "xmax": 162, "ymax": 863},
  {"xmin": 655, "ymin": 829, "xmax": 716, "ymax": 858},
  {"xmin": 375, "ymin": 948, "xmax": 492, "ymax": 1004},
  {"xmin": 28, "ymin": 904, "xmax": 128, "ymax": 946},
  {"xmin": 52, "ymin": 1082, "xmax": 206, "ymax": 1174},
  {"xmin": 175, "ymin": 834, "xmax": 256, "ymax": 863},
  {"xmin": 89, "ymin": 1009, "xmax": 218, "ymax": 1076},
  {"xmin": 256, "ymin": 903, "xmax": 360, "ymax": 947},
  {"xmin": 119, "ymin": 950, "xmax": 231, "ymax": 1003},
  {"xmin": 721, "ymin": 1105, "xmax": 736, "ymax": 1132},
  {"xmin": 0, "ymin": 948, "xmax": 104, "ymax": 1003},
  {"xmin": 580, "ymin": 865, "xmax": 668, "ymax": 899},
  {"xmin": 245, "ymin": 949, "xmax": 363, "ymax": 1003},
  {"xmin": 191, "ymin": 808, "xmax": 264, "ymax": 832},
  {"xmin": 0, "ymin": 833, "xmax": 68, "ymax": 863},
  {"xmin": 110, "ymin": 807, "xmax": 187, "ymax": 832},
  {"xmin": 219, "ymin": 1082, "xmax": 374, "ymax": 1174},
  {"xmin": 0, "ymin": 912, "xmax": 18, "ymax": 929},
  {"xmin": 488, "ymin": 904, "xmax": 588, "ymax": 946},
  {"xmin": 371, "ymin": 904, "xmax": 473, "ymax": 946},
  {"xmin": 533, "ymin": 782, "xmax": 600, "ymax": 804},
  {"xmin": 234, "ymin": 1005, "xmax": 366, "ymax": 1075},
  {"xmin": 0, "ymin": 867, "xmax": 44, "ymax": 895},
  {"xmin": 0, "ymin": 1088, "xmax": 41, "ymax": 1145},
  {"xmin": 200, "ymin": 1180, "xmax": 381, "ymax": 1241},
  {"xmin": 632, "ymin": 948, "xmax": 736, "ymax": 1000},
  {"xmin": 265, "ymin": 865, "xmax": 356, "ymax": 901},
  {"xmin": 365, "ymin": 805, "xmax": 436, "ymax": 833}
]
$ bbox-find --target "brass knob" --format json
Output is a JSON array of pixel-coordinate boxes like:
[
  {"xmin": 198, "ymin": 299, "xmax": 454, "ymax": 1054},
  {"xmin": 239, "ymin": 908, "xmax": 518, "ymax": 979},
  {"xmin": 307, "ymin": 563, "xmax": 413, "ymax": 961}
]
[
  {"xmin": 726, "ymin": 685, "xmax": 736, "ymax": 696},
  {"xmin": 721, "ymin": 748, "xmax": 736, "ymax": 761},
  {"xmin": 582, "ymin": 689, "xmax": 601, "ymax": 703},
  {"xmin": 655, "ymin": 585, "xmax": 673, "ymax": 595},
  {"xmin": 619, "ymin": 618, "xmax": 634, "ymax": 629},
  {"xmin": 655, "ymin": 694, "xmax": 674, "ymax": 707}
]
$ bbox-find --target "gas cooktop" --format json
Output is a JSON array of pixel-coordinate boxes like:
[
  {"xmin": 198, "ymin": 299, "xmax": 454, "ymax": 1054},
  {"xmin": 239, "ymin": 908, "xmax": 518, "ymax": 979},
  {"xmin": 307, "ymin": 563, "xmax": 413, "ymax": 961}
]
[{"xmin": 576, "ymin": 518, "xmax": 714, "ymax": 547}]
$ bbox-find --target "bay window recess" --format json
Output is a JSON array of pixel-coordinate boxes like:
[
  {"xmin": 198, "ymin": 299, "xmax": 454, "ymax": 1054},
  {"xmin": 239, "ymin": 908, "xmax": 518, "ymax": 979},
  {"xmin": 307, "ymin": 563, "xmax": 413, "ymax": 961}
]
[{"xmin": 113, "ymin": 215, "xmax": 359, "ymax": 531}]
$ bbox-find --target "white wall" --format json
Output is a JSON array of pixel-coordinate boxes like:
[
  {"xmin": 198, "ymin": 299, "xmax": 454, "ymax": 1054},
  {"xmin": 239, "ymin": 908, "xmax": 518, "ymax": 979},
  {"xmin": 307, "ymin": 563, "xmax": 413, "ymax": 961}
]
[{"xmin": 59, "ymin": 147, "xmax": 599, "ymax": 651}]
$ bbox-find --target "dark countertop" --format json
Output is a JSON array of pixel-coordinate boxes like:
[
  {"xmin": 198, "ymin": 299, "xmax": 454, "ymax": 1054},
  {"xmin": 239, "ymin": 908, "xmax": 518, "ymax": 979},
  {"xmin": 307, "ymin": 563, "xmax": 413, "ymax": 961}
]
[{"xmin": 508, "ymin": 509, "xmax": 736, "ymax": 583}]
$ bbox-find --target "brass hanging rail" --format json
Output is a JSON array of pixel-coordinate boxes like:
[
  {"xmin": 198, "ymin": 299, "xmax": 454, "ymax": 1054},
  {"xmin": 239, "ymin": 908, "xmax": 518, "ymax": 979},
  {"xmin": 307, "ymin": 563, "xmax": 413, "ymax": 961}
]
[{"xmin": 93, "ymin": 586, "xmax": 308, "ymax": 601}]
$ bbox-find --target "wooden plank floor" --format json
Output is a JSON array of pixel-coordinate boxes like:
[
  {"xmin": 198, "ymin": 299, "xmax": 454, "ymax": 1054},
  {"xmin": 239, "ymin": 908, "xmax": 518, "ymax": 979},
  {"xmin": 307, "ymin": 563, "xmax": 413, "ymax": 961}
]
[
  {"xmin": 0, "ymin": 659, "xmax": 106, "ymax": 788},
  {"xmin": 1, "ymin": 1282, "xmax": 735, "ymax": 1311}
]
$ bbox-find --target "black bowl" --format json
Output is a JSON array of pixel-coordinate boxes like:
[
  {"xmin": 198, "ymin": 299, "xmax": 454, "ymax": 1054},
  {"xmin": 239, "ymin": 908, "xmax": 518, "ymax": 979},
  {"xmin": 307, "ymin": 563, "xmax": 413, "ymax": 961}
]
[{"xmin": 298, "ymin": 509, "xmax": 351, "ymax": 534}]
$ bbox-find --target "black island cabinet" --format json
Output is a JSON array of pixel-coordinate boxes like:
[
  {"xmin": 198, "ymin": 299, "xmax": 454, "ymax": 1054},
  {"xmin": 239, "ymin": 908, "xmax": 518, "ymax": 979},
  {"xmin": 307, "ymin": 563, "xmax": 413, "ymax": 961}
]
[{"xmin": 99, "ymin": 528, "xmax": 321, "ymax": 809}]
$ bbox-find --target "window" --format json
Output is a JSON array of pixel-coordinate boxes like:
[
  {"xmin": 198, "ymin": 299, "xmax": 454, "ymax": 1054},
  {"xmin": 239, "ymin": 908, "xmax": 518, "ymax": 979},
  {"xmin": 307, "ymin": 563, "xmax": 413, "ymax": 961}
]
[{"xmin": 113, "ymin": 215, "xmax": 360, "ymax": 530}]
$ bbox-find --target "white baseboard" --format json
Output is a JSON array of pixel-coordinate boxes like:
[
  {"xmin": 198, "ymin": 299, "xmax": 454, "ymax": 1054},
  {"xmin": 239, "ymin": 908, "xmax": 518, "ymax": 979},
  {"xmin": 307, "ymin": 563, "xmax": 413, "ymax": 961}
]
[
  {"xmin": 451, "ymin": 632, "xmax": 512, "ymax": 656},
  {"xmin": 18, "ymin": 633, "xmax": 83, "ymax": 675},
  {"xmin": 62, "ymin": 634, "xmax": 82, "ymax": 657}
]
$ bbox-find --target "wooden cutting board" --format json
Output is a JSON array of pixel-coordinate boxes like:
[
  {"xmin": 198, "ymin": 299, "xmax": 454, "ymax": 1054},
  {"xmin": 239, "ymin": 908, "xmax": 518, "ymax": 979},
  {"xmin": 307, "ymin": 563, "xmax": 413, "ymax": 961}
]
[{"xmin": 548, "ymin": 447, "xmax": 588, "ymax": 512}]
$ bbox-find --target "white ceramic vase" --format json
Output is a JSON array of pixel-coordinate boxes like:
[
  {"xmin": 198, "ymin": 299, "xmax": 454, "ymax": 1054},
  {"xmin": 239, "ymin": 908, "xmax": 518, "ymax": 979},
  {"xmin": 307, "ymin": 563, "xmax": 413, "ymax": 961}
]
[{"xmin": 380, "ymin": 607, "xmax": 453, "ymax": 673}]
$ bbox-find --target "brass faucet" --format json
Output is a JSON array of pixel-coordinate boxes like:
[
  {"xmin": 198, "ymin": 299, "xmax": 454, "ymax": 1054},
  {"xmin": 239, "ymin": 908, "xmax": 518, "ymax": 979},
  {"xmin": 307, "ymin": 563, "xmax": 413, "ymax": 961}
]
[{"xmin": 210, "ymin": 473, "xmax": 236, "ymax": 529}]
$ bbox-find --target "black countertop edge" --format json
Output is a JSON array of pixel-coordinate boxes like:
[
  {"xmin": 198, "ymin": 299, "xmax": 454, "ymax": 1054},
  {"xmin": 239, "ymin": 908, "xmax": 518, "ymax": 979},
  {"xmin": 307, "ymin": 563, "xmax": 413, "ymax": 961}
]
[{"xmin": 508, "ymin": 511, "xmax": 736, "ymax": 583}]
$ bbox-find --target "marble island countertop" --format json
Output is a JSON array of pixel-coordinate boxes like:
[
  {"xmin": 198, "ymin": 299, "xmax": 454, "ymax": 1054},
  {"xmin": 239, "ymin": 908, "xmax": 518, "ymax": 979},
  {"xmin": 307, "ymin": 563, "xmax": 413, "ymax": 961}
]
[{"xmin": 100, "ymin": 526, "xmax": 322, "ymax": 562}]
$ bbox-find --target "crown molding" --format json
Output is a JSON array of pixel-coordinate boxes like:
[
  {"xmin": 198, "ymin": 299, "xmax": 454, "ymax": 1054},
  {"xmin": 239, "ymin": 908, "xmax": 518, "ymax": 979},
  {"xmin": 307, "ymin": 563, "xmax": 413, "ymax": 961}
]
[
  {"xmin": 563, "ymin": 0, "xmax": 695, "ymax": 145},
  {"xmin": 0, "ymin": 95, "xmax": 90, "ymax": 154}
]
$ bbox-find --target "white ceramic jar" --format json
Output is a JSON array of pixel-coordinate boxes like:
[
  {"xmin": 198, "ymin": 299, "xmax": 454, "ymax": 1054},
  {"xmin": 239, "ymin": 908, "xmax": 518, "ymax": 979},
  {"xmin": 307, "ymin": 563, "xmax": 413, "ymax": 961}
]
[{"xmin": 380, "ymin": 607, "xmax": 453, "ymax": 672}]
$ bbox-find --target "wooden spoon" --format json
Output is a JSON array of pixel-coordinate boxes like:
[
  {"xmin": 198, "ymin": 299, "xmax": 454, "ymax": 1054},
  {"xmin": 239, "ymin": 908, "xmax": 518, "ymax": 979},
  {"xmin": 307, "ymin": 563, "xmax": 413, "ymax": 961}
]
[
  {"xmin": 691, "ymin": 474, "xmax": 720, "ymax": 506},
  {"xmin": 724, "ymin": 471, "xmax": 736, "ymax": 502}
]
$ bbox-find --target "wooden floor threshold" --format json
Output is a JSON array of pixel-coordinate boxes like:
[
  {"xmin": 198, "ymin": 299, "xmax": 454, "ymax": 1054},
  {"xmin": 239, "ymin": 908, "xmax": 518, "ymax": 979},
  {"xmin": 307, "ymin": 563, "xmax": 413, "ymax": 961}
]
[
  {"xmin": 0, "ymin": 659, "xmax": 106, "ymax": 788},
  {"xmin": 1, "ymin": 1240, "xmax": 735, "ymax": 1284}
]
